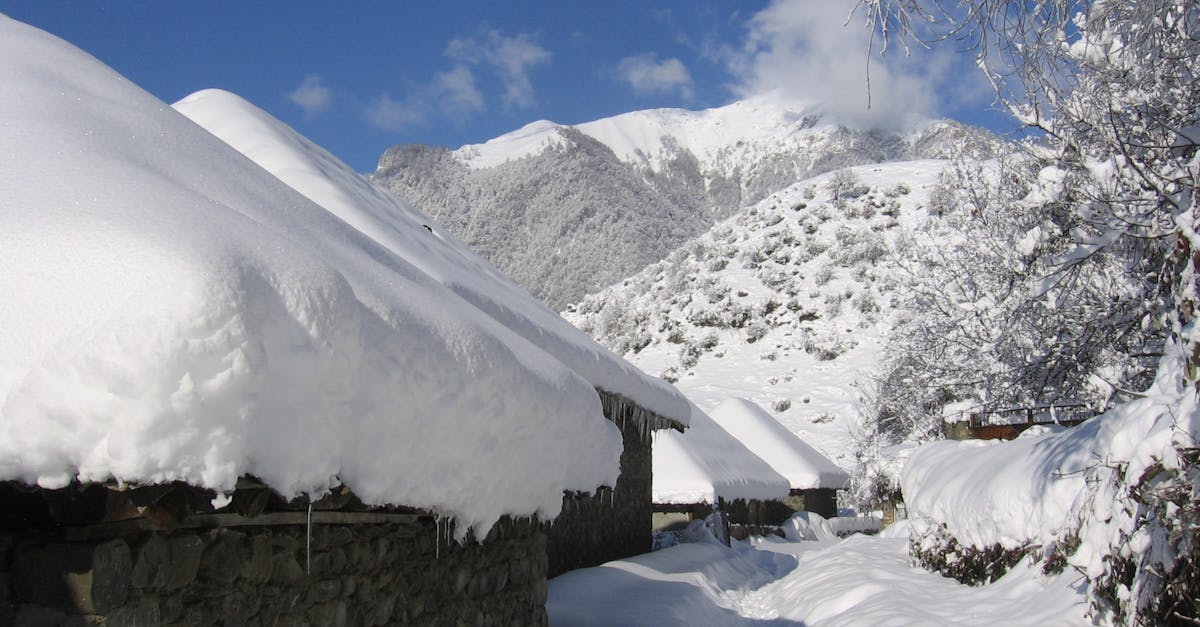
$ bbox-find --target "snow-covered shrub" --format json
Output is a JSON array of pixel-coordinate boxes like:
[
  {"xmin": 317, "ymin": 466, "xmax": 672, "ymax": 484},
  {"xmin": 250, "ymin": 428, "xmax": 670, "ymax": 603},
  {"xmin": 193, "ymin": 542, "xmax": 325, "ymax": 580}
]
[
  {"xmin": 773, "ymin": 398, "xmax": 792, "ymax": 412},
  {"xmin": 745, "ymin": 322, "xmax": 769, "ymax": 344},
  {"xmin": 852, "ymin": 291, "xmax": 879, "ymax": 318},
  {"xmin": 828, "ymin": 169, "xmax": 871, "ymax": 208},
  {"xmin": 687, "ymin": 307, "xmax": 722, "ymax": 328},
  {"xmin": 814, "ymin": 264, "xmax": 835, "ymax": 286},
  {"xmin": 803, "ymin": 329, "xmax": 855, "ymax": 361},
  {"xmin": 679, "ymin": 341, "xmax": 703, "ymax": 370}
]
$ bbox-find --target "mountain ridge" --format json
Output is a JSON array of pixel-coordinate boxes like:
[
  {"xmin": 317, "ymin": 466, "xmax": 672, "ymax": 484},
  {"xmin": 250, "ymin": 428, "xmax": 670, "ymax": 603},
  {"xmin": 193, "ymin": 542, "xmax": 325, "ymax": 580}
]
[{"xmin": 372, "ymin": 97, "xmax": 1004, "ymax": 308}]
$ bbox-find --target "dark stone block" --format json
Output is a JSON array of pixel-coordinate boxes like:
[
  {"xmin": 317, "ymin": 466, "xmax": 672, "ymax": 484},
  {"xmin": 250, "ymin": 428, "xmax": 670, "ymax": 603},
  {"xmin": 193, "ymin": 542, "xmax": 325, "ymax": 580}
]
[
  {"xmin": 198, "ymin": 531, "xmax": 244, "ymax": 584},
  {"xmin": 364, "ymin": 595, "xmax": 395, "ymax": 626},
  {"xmin": 164, "ymin": 535, "xmax": 204, "ymax": 590},
  {"xmin": 270, "ymin": 551, "xmax": 305, "ymax": 585},
  {"xmin": 107, "ymin": 600, "xmax": 159, "ymax": 627},
  {"xmin": 13, "ymin": 538, "xmax": 131, "ymax": 614},
  {"xmin": 131, "ymin": 534, "xmax": 169, "ymax": 590},
  {"xmin": 159, "ymin": 593, "xmax": 184, "ymax": 624},
  {"xmin": 14, "ymin": 603, "xmax": 69, "ymax": 627},
  {"xmin": 241, "ymin": 533, "xmax": 273, "ymax": 583}
]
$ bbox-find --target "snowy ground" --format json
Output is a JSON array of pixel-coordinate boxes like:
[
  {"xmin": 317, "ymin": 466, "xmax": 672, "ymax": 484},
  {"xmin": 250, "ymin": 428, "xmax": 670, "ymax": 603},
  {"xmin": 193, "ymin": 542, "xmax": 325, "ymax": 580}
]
[{"xmin": 547, "ymin": 523, "xmax": 1089, "ymax": 626}]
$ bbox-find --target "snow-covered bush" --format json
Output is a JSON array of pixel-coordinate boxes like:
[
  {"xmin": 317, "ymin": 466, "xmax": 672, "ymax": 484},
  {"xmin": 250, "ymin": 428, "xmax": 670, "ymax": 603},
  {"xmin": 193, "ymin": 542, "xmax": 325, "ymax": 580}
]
[
  {"xmin": 680, "ymin": 341, "xmax": 703, "ymax": 370},
  {"xmin": 828, "ymin": 169, "xmax": 871, "ymax": 208}
]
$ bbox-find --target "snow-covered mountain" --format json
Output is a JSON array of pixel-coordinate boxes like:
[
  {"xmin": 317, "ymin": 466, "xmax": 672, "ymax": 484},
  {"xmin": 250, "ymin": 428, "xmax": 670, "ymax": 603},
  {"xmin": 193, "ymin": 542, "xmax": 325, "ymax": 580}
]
[
  {"xmin": 564, "ymin": 160, "xmax": 951, "ymax": 470},
  {"xmin": 372, "ymin": 96, "xmax": 1001, "ymax": 307}
]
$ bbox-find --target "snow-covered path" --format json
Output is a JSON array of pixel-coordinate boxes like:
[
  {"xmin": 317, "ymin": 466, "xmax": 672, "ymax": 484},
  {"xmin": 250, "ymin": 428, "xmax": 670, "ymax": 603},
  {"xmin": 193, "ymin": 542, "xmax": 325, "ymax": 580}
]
[{"xmin": 547, "ymin": 527, "xmax": 1089, "ymax": 626}]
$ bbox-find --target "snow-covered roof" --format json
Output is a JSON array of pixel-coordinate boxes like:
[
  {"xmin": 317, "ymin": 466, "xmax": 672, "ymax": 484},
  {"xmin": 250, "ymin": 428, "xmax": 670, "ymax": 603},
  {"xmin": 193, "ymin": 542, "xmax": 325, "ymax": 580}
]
[
  {"xmin": 0, "ymin": 14, "xmax": 644, "ymax": 538},
  {"xmin": 708, "ymin": 398, "xmax": 851, "ymax": 491},
  {"xmin": 653, "ymin": 403, "xmax": 791, "ymax": 505},
  {"xmin": 171, "ymin": 88, "xmax": 688, "ymax": 430}
]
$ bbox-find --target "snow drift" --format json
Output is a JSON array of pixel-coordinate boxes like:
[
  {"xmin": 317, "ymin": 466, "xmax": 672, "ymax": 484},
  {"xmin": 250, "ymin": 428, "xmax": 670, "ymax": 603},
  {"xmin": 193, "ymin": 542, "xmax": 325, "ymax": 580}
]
[
  {"xmin": 902, "ymin": 347, "xmax": 1198, "ymax": 581},
  {"xmin": 0, "ymin": 14, "xmax": 630, "ymax": 538}
]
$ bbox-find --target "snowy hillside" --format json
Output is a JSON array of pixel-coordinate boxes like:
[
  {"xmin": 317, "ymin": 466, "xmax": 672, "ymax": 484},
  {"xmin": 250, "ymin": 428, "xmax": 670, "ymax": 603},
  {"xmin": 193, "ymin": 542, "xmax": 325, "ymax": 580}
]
[
  {"xmin": 373, "ymin": 98, "xmax": 999, "ymax": 308},
  {"xmin": 565, "ymin": 161, "xmax": 950, "ymax": 469}
]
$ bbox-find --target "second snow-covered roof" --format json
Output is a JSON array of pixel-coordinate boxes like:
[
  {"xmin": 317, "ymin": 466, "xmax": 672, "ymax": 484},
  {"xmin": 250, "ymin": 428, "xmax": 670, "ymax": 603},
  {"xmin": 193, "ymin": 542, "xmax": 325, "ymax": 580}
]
[
  {"xmin": 172, "ymin": 88, "xmax": 689, "ymax": 429},
  {"xmin": 653, "ymin": 403, "xmax": 791, "ymax": 505},
  {"xmin": 709, "ymin": 398, "xmax": 851, "ymax": 491}
]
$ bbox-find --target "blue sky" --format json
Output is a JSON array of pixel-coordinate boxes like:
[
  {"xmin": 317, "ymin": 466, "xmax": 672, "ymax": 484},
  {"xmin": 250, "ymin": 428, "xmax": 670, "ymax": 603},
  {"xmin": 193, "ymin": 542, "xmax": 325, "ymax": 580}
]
[{"xmin": 2, "ymin": 1, "xmax": 1016, "ymax": 172}]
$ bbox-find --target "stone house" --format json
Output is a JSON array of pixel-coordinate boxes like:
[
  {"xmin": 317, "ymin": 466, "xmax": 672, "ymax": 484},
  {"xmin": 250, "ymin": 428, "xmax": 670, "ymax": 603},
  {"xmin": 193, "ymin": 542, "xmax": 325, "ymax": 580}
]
[
  {"xmin": 545, "ymin": 391, "xmax": 686, "ymax": 577},
  {"xmin": 706, "ymin": 398, "xmax": 850, "ymax": 521},
  {"xmin": 0, "ymin": 19, "xmax": 690, "ymax": 626},
  {"xmin": 650, "ymin": 402, "xmax": 792, "ymax": 539}
]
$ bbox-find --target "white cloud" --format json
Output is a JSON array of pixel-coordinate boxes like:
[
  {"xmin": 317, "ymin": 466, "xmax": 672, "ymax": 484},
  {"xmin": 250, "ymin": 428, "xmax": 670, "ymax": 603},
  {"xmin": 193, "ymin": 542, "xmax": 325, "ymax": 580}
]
[
  {"xmin": 430, "ymin": 66, "xmax": 485, "ymax": 116},
  {"xmin": 729, "ymin": 0, "xmax": 987, "ymax": 130},
  {"xmin": 287, "ymin": 74, "xmax": 333, "ymax": 118},
  {"xmin": 615, "ymin": 54, "xmax": 694, "ymax": 99},
  {"xmin": 447, "ymin": 30, "xmax": 551, "ymax": 108},
  {"xmin": 364, "ymin": 93, "xmax": 426, "ymax": 132},
  {"xmin": 364, "ymin": 29, "xmax": 549, "ymax": 133}
]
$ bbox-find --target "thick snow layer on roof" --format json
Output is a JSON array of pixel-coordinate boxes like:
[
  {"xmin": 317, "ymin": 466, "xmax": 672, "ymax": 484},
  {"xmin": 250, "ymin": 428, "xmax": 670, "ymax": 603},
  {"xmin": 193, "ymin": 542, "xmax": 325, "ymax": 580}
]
[
  {"xmin": 0, "ymin": 14, "xmax": 623, "ymax": 538},
  {"xmin": 709, "ymin": 398, "xmax": 851, "ymax": 491},
  {"xmin": 653, "ymin": 403, "xmax": 790, "ymax": 505},
  {"xmin": 171, "ymin": 89, "xmax": 688, "ymax": 428}
]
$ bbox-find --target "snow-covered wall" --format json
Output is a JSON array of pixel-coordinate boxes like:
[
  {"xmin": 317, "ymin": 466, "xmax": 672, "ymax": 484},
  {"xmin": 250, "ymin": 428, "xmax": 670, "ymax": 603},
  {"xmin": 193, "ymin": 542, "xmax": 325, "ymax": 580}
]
[{"xmin": 0, "ymin": 14, "xmax": 627, "ymax": 538}]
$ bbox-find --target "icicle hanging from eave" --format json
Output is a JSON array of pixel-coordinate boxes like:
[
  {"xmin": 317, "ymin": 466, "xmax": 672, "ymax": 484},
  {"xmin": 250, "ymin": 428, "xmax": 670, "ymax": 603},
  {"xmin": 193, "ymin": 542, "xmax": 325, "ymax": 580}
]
[{"xmin": 596, "ymin": 388, "xmax": 686, "ymax": 434}]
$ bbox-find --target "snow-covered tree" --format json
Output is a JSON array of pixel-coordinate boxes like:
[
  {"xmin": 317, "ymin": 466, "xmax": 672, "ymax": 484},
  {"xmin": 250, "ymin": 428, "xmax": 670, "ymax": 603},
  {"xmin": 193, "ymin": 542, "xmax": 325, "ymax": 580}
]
[
  {"xmin": 876, "ymin": 154, "xmax": 1166, "ymax": 440},
  {"xmin": 858, "ymin": 0, "xmax": 1199, "ymax": 621}
]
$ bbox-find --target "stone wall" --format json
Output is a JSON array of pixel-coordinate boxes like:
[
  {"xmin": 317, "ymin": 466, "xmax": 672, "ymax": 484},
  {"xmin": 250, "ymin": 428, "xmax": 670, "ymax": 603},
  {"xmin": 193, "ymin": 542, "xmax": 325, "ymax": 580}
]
[
  {"xmin": 544, "ymin": 417, "xmax": 653, "ymax": 578},
  {"xmin": 783, "ymin": 489, "xmax": 838, "ymax": 519},
  {"xmin": 0, "ymin": 491, "xmax": 548, "ymax": 626}
]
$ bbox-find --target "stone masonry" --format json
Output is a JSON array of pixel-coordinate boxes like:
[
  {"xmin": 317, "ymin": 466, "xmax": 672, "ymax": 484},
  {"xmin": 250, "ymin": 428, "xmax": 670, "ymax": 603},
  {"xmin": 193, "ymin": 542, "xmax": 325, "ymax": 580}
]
[
  {"xmin": 0, "ymin": 484, "xmax": 547, "ymax": 626},
  {"xmin": 544, "ymin": 413, "xmax": 654, "ymax": 578}
]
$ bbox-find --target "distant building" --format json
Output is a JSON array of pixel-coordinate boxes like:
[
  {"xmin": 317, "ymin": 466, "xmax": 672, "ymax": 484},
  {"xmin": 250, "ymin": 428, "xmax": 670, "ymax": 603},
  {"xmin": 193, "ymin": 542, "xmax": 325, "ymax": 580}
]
[{"xmin": 708, "ymin": 399, "xmax": 851, "ymax": 520}]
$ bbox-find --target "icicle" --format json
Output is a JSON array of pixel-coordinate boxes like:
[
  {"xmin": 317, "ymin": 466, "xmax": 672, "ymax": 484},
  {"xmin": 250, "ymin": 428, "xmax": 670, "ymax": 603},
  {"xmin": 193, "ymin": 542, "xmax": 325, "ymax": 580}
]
[
  {"xmin": 435, "ymin": 517, "xmax": 441, "ymax": 560},
  {"xmin": 305, "ymin": 501, "xmax": 313, "ymax": 574}
]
